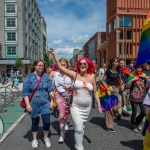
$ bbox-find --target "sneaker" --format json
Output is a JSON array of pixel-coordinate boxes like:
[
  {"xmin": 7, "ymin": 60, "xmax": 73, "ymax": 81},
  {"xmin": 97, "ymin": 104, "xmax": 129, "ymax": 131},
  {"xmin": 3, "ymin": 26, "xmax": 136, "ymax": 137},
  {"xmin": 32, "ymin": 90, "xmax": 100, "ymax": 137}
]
[
  {"xmin": 59, "ymin": 132, "xmax": 65, "ymax": 143},
  {"xmin": 137, "ymin": 125, "xmax": 142, "ymax": 131},
  {"xmin": 106, "ymin": 128, "xmax": 115, "ymax": 133},
  {"xmin": 32, "ymin": 139, "xmax": 38, "ymax": 148},
  {"xmin": 44, "ymin": 137, "xmax": 51, "ymax": 148},
  {"xmin": 65, "ymin": 124, "xmax": 69, "ymax": 131},
  {"xmin": 133, "ymin": 128, "xmax": 139, "ymax": 133}
]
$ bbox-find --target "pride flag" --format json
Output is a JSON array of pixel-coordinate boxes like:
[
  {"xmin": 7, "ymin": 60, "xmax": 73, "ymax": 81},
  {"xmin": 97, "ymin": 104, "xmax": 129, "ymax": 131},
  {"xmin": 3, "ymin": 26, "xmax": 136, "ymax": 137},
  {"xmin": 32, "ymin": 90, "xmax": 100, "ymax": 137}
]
[
  {"xmin": 97, "ymin": 84, "xmax": 118, "ymax": 112},
  {"xmin": 136, "ymin": 11, "xmax": 150, "ymax": 66}
]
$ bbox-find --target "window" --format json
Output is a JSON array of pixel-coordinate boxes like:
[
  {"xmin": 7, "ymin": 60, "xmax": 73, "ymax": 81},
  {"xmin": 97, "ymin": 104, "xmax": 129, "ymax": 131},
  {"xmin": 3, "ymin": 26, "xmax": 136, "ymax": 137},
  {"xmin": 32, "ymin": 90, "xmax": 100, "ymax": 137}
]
[
  {"xmin": 6, "ymin": 18, "xmax": 16, "ymax": 27},
  {"xmin": 24, "ymin": 46, "xmax": 27, "ymax": 58},
  {"xmin": 6, "ymin": 3, "xmax": 16, "ymax": 13},
  {"xmin": 112, "ymin": 18, "xmax": 116, "ymax": 30},
  {"xmin": 108, "ymin": 23, "xmax": 111, "ymax": 33},
  {"xmin": 6, "ymin": 45, "xmax": 17, "ymax": 55},
  {"xmin": 119, "ymin": 30, "xmax": 124, "ymax": 39},
  {"xmin": 127, "ymin": 31, "xmax": 132, "ymax": 39},
  {"xmin": 6, "ymin": 32, "xmax": 17, "ymax": 41},
  {"xmin": 130, "ymin": 44, "xmax": 132, "ymax": 55},
  {"xmin": 120, "ymin": 16, "xmax": 132, "ymax": 27}
]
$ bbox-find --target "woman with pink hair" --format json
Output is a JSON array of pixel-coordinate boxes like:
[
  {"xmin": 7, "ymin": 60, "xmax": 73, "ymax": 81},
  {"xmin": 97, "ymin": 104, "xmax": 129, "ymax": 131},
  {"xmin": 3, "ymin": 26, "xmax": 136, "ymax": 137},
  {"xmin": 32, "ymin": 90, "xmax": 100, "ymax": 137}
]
[{"xmin": 50, "ymin": 48, "xmax": 102, "ymax": 150}]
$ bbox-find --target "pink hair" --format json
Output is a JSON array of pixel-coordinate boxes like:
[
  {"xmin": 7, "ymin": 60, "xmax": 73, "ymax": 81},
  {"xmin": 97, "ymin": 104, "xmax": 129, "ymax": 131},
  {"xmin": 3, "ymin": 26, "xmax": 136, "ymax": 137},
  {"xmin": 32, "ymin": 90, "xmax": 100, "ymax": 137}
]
[
  {"xmin": 52, "ymin": 63, "xmax": 58, "ymax": 71},
  {"xmin": 76, "ymin": 58, "xmax": 96, "ymax": 74}
]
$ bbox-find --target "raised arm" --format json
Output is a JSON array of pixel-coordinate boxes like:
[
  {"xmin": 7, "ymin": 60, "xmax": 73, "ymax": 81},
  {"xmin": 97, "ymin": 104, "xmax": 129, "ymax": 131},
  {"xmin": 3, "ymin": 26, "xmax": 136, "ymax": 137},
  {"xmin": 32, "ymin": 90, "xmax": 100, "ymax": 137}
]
[{"xmin": 50, "ymin": 48, "xmax": 76, "ymax": 80}]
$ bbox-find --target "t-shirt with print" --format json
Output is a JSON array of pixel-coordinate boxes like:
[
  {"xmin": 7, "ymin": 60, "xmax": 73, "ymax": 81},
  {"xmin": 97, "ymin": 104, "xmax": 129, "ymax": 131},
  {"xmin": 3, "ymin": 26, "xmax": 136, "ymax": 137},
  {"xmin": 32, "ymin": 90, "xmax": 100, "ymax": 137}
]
[{"xmin": 129, "ymin": 77, "xmax": 147, "ymax": 102}]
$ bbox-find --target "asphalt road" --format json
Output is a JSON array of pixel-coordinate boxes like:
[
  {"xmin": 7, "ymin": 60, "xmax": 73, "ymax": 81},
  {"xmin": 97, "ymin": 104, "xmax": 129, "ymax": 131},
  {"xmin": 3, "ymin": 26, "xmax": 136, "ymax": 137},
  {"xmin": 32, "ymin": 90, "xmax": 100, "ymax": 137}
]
[{"xmin": 0, "ymin": 107, "xmax": 144, "ymax": 150}]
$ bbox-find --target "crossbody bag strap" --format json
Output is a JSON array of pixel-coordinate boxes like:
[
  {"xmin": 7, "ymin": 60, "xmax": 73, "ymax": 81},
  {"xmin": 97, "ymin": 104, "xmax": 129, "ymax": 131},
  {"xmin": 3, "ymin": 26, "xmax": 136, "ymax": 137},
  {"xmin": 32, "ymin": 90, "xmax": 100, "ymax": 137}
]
[{"xmin": 29, "ymin": 75, "xmax": 43, "ymax": 100}]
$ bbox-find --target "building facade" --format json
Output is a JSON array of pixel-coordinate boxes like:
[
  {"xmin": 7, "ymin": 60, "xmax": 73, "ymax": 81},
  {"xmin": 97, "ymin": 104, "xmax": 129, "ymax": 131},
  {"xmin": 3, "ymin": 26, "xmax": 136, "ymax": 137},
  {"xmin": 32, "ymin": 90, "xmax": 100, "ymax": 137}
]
[
  {"xmin": 0, "ymin": 0, "xmax": 47, "ymax": 74},
  {"xmin": 77, "ymin": 50, "xmax": 84, "ymax": 60},
  {"xmin": 83, "ymin": 32, "xmax": 106, "ymax": 68},
  {"xmin": 41, "ymin": 17, "xmax": 47, "ymax": 54},
  {"xmin": 106, "ymin": 0, "xmax": 150, "ymax": 65}
]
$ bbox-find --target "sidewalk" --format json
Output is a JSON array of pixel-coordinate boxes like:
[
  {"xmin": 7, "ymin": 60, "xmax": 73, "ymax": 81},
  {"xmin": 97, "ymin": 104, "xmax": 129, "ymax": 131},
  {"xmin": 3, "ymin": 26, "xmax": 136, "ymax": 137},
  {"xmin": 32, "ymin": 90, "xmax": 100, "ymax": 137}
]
[{"xmin": 0, "ymin": 97, "xmax": 25, "ymax": 143}]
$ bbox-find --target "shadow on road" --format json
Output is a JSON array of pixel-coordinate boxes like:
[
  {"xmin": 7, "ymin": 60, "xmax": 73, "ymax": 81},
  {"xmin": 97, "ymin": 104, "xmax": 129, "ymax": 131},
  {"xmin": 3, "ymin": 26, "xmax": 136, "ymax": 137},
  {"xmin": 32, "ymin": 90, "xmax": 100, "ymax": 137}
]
[
  {"xmin": 116, "ymin": 117, "xmax": 132, "ymax": 130},
  {"xmin": 120, "ymin": 140, "xmax": 143, "ymax": 150},
  {"xmin": 51, "ymin": 120, "xmax": 60, "ymax": 135},
  {"xmin": 23, "ymin": 127, "xmax": 51, "ymax": 142},
  {"xmin": 89, "ymin": 117, "xmax": 106, "ymax": 130},
  {"xmin": 64, "ymin": 129, "xmax": 76, "ymax": 150}
]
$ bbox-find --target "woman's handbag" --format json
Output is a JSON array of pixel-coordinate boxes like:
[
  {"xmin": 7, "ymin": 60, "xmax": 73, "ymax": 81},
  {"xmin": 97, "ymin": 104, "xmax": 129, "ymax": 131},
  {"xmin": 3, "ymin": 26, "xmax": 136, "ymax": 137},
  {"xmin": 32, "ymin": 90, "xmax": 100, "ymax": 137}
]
[
  {"xmin": 65, "ymin": 73, "xmax": 77, "ymax": 104},
  {"xmin": 20, "ymin": 75, "xmax": 42, "ymax": 108}
]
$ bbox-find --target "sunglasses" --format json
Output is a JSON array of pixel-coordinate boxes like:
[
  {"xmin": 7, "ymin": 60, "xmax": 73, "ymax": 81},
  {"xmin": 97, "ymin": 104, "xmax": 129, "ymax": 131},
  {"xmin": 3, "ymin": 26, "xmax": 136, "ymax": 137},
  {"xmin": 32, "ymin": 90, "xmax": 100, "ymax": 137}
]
[{"xmin": 79, "ymin": 62, "xmax": 87, "ymax": 66}]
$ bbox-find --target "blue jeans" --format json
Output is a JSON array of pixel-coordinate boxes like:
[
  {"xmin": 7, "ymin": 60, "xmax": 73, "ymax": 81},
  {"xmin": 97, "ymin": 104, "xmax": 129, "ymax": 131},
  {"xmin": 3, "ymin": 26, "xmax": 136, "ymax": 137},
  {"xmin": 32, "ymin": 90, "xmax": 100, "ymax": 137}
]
[{"xmin": 31, "ymin": 113, "xmax": 50, "ymax": 132}]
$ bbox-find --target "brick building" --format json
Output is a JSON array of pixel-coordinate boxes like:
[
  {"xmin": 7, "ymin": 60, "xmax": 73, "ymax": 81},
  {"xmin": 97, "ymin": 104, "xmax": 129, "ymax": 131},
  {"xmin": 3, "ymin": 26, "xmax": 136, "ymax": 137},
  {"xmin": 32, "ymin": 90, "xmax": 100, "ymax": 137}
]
[
  {"xmin": 83, "ymin": 32, "xmax": 106, "ymax": 68},
  {"xmin": 106, "ymin": 0, "xmax": 150, "ymax": 65}
]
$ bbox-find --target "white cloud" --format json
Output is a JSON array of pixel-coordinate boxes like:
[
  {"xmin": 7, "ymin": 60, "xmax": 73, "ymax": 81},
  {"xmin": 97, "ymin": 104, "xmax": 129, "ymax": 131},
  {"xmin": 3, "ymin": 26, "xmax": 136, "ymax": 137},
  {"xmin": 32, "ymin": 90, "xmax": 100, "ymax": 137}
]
[
  {"xmin": 37, "ymin": 0, "xmax": 106, "ymax": 59},
  {"xmin": 72, "ymin": 35, "xmax": 90, "ymax": 44}
]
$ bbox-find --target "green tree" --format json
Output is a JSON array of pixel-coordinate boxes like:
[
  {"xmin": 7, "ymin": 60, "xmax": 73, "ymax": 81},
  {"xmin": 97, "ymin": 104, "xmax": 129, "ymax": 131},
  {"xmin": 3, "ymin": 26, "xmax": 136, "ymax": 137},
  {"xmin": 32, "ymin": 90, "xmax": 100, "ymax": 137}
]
[
  {"xmin": 43, "ymin": 53, "xmax": 53, "ymax": 68},
  {"xmin": 14, "ymin": 58, "xmax": 24, "ymax": 69},
  {"xmin": 49, "ymin": 58, "xmax": 54, "ymax": 68}
]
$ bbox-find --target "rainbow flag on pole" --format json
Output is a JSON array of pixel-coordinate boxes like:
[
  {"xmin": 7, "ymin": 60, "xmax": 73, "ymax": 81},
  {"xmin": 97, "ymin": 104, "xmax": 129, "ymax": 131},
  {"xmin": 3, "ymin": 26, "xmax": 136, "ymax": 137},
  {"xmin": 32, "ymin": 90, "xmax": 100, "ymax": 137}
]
[{"xmin": 136, "ymin": 11, "xmax": 150, "ymax": 66}]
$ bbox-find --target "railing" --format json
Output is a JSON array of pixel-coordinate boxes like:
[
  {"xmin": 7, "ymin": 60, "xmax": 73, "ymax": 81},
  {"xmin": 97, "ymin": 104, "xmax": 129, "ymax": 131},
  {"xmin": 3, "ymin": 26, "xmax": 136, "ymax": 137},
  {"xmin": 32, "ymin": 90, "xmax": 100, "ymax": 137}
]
[{"xmin": 0, "ymin": 84, "xmax": 20, "ymax": 110}]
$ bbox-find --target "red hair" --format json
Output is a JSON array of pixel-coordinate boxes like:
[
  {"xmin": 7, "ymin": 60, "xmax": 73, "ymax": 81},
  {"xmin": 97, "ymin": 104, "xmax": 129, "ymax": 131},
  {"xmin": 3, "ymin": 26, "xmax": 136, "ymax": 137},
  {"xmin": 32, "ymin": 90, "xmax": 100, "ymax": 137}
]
[{"xmin": 76, "ymin": 58, "xmax": 96, "ymax": 74}]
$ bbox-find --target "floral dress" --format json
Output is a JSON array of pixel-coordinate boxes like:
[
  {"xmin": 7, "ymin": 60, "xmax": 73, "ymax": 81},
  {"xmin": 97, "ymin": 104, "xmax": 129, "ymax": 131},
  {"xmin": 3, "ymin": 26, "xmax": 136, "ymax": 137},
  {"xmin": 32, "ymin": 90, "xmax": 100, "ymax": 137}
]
[{"xmin": 22, "ymin": 73, "xmax": 53, "ymax": 118}]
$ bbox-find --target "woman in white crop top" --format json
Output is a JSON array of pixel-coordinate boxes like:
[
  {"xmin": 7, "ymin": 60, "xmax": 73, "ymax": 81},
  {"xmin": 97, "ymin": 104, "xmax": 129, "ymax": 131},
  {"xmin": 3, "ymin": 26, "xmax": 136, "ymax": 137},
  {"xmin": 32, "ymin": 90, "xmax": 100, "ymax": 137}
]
[{"xmin": 50, "ymin": 48, "xmax": 102, "ymax": 150}]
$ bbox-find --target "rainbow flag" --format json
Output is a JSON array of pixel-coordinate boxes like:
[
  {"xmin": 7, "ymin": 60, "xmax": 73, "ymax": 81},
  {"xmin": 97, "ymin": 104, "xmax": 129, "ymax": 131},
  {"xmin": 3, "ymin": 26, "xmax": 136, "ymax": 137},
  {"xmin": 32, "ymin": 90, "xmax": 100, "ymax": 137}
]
[
  {"xmin": 136, "ymin": 11, "xmax": 150, "ymax": 66},
  {"xmin": 128, "ymin": 71, "xmax": 146, "ymax": 83},
  {"xmin": 97, "ymin": 84, "xmax": 118, "ymax": 112}
]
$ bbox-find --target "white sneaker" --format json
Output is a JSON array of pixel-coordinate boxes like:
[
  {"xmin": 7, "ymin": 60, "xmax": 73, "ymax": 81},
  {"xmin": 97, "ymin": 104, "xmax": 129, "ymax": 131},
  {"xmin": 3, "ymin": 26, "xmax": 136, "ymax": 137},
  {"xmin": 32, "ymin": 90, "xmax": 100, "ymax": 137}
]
[
  {"xmin": 65, "ymin": 124, "xmax": 69, "ymax": 131},
  {"xmin": 32, "ymin": 139, "xmax": 38, "ymax": 148},
  {"xmin": 137, "ymin": 125, "xmax": 142, "ymax": 131},
  {"xmin": 44, "ymin": 137, "xmax": 51, "ymax": 148},
  {"xmin": 133, "ymin": 128, "xmax": 139, "ymax": 133},
  {"xmin": 59, "ymin": 132, "xmax": 65, "ymax": 143}
]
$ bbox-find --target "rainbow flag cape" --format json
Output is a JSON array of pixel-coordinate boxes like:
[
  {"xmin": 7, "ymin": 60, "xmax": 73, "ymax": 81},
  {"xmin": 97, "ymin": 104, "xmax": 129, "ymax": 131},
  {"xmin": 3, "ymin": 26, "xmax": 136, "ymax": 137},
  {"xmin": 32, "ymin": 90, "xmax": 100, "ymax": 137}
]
[
  {"xmin": 136, "ymin": 11, "xmax": 150, "ymax": 66},
  {"xmin": 128, "ymin": 71, "xmax": 146, "ymax": 83},
  {"xmin": 97, "ymin": 84, "xmax": 118, "ymax": 112}
]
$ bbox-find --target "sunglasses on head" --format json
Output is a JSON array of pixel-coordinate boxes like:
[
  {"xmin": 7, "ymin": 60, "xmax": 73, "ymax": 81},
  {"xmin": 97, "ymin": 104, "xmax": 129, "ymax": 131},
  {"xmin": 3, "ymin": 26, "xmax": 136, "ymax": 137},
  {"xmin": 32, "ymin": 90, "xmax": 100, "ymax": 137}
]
[{"xmin": 79, "ymin": 62, "xmax": 87, "ymax": 66}]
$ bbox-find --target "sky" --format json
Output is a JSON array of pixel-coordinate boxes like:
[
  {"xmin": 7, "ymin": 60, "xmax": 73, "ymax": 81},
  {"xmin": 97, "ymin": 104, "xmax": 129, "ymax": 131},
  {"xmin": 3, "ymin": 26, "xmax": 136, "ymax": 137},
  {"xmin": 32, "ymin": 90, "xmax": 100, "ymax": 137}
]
[{"xmin": 37, "ymin": 0, "xmax": 106, "ymax": 59}]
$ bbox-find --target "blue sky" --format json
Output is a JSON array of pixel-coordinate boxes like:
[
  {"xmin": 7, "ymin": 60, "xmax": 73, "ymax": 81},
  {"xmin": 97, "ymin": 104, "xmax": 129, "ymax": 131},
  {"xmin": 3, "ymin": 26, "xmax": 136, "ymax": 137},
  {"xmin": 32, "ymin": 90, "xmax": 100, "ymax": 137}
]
[{"xmin": 37, "ymin": 0, "xmax": 106, "ymax": 59}]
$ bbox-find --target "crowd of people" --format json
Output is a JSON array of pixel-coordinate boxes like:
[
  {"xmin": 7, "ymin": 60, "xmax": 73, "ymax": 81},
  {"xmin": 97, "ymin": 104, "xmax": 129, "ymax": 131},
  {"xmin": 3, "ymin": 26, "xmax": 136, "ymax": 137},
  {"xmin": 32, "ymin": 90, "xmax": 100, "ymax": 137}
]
[
  {"xmin": 21, "ymin": 48, "xmax": 150, "ymax": 150},
  {"xmin": 0, "ymin": 68, "xmax": 24, "ymax": 86}
]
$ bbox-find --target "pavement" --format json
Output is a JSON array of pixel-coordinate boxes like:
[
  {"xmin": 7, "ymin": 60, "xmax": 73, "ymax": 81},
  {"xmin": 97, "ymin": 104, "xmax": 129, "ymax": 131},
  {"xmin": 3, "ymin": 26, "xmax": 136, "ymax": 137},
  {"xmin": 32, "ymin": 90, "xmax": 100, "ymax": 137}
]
[
  {"xmin": 0, "ymin": 105, "xmax": 144, "ymax": 150},
  {"xmin": 0, "ymin": 82, "xmax": 144, "ymax": 150}
]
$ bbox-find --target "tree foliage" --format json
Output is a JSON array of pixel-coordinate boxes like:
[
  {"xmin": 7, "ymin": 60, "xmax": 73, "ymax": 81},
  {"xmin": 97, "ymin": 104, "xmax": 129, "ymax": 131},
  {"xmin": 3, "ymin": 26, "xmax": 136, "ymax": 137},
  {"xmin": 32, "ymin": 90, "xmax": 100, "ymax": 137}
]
[
  {"xmin": 43, "ymin": 53, "xmax": 53, "ymax": 68},
  {"xmin": 14, "ymin": 58, "xmax": 24, "ymax": 69}
]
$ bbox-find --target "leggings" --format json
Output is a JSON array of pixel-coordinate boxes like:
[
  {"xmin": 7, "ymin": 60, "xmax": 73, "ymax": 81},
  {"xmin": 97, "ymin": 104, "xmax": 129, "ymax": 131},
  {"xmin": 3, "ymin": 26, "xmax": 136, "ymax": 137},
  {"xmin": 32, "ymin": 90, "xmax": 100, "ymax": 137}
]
[{"xmin": 31, "ymin": 113, "xmax": 50, "ymax": 132}]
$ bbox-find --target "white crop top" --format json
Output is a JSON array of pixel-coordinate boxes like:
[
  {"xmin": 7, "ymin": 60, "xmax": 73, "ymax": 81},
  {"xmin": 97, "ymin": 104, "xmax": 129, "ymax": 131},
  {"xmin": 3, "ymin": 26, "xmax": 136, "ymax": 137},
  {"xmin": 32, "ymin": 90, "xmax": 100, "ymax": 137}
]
[{"xmin": 73, "ymin": 80, "xmax": 93, "ymax": 92}]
